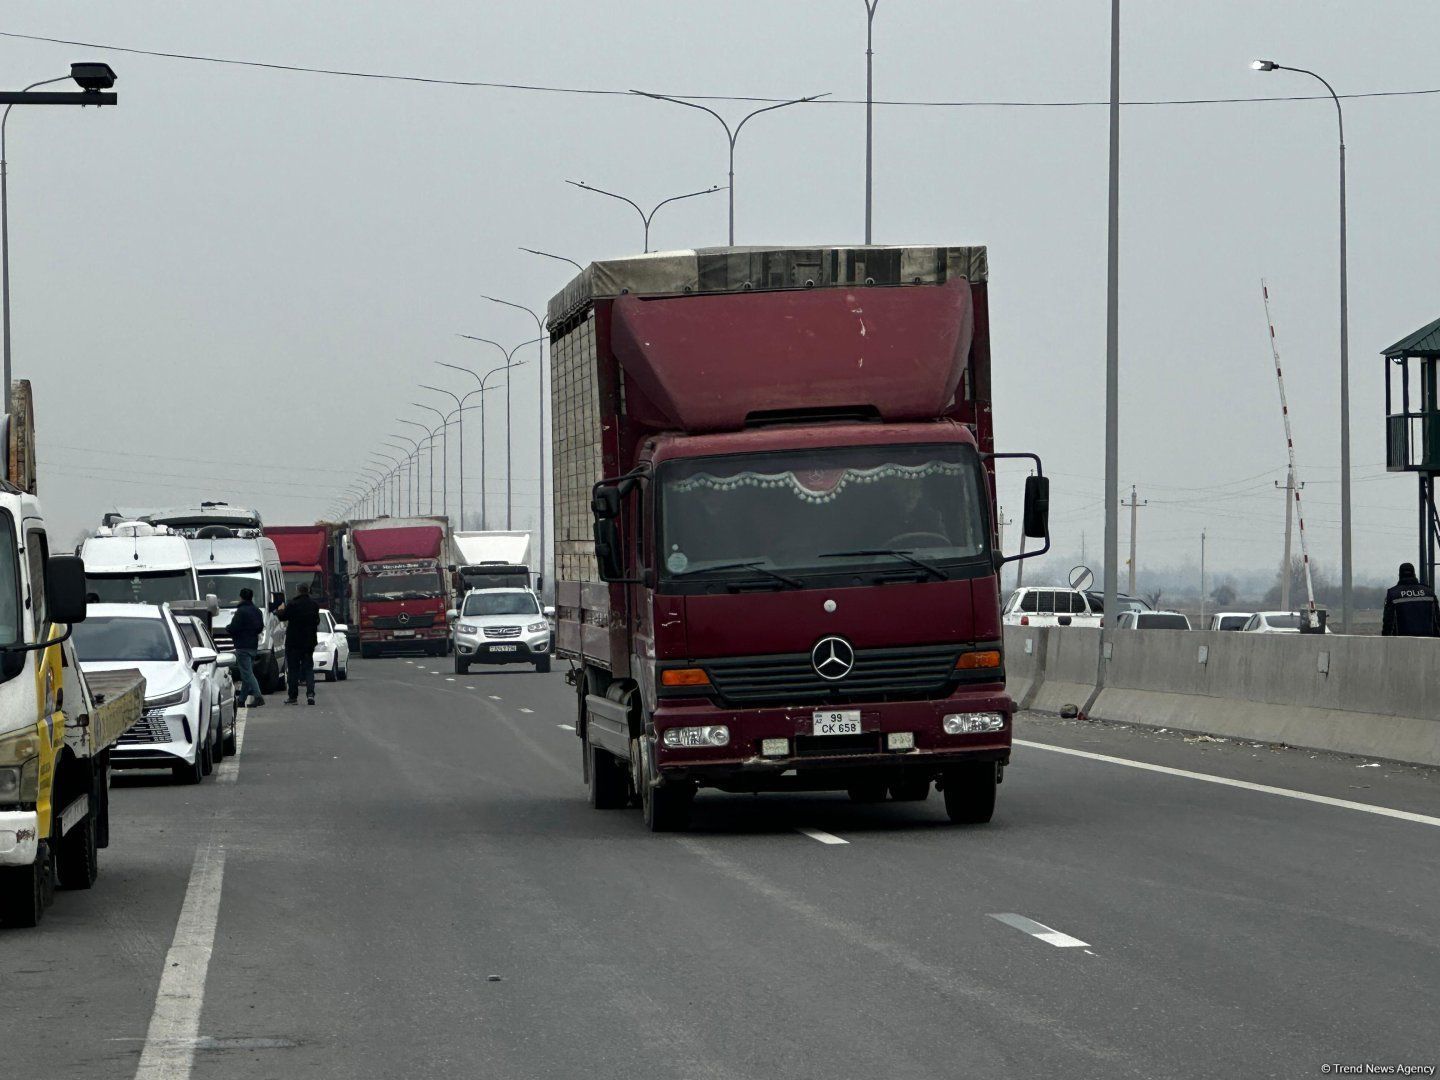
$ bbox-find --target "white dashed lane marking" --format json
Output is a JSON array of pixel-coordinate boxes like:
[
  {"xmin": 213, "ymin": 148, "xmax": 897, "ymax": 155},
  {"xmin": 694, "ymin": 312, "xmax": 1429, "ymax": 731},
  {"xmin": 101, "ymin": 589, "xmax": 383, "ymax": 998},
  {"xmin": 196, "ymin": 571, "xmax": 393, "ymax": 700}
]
[
  {"xmin": 557, "ymin": 724, "xmax": 575, "ymax": 732},
  {"xmin": 519, "ymin": 708, "xmax": 533, "ymax": 714},
  {"xmin": 796, "ymin": 828, "xmax": 848, "ymax": 846},
  {"xmin": 989, "ymin": 912, "xmax": 1090, "ymax": 948}
]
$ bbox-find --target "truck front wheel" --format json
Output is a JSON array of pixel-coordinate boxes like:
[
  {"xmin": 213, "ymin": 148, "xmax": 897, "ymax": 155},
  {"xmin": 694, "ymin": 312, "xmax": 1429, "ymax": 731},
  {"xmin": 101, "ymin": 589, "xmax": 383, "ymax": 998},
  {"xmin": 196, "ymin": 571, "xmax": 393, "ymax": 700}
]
[
  {"xmin": 642, "ymin": 769, "xmax": 694, "ymax": 833},
  {"xmin": 0, "ymin": 840, "xmax": 53, "ymax": 926},
  {"xmin": 942, "ymin": 763, "xmax": 997, "ymax": 824},
  {"xmin": 588, "ymin": 745, "xmax": 630, "ymax": 810},
  {"xmin": 58, "ymin": 809, "xmax": 98, "ymax": 890}
]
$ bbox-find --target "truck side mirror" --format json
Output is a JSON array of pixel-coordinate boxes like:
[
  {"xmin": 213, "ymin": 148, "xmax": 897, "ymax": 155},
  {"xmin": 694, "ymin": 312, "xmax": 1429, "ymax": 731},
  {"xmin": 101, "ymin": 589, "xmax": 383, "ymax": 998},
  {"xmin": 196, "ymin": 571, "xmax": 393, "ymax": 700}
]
[
  {"xmin": 46, "ymin": 554, "xmax": 89, "ymax": 625},
  {"xmin": 594, "ymin": 518, "xmax": 624, "ymax": 581},
  {"xmin": 592, "ymin": 485, "xmax": 621, "ymax": 520},
  {"xmin": 1023, "ymin": 475, "xmax": 1050, "ymax": 539}
]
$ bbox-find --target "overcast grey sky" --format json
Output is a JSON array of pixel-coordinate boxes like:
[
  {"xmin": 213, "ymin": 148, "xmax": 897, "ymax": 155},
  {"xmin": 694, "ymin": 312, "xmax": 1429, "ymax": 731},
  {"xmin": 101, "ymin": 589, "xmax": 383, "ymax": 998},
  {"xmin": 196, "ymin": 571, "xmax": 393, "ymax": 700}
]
[{"xmin": 5, "ymin": 2, "xmax": 1438, "ymax": 584}]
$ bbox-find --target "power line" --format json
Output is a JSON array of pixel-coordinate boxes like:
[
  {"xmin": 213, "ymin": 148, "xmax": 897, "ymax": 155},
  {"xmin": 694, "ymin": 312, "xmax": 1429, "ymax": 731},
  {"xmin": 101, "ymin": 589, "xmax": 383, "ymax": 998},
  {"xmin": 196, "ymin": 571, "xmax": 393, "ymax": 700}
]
[{"xmin": 3, "ymin": 30, "xmax": 1439, "ymax": 109}]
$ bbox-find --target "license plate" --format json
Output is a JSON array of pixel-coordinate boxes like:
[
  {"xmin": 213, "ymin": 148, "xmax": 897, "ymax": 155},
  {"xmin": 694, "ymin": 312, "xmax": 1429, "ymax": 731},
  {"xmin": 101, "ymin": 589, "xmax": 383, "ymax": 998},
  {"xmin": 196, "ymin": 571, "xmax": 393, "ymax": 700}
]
[
  {"xmin": 392, "ymin": 630, "xmax": 416, "ymax": 638},
  {"xmin": 489, "ymin": 644, "xmax": 518, "ymax": 652},
  {"xmin": 812, "ymin": 710, "xmax": 862, "ymax": 736}
]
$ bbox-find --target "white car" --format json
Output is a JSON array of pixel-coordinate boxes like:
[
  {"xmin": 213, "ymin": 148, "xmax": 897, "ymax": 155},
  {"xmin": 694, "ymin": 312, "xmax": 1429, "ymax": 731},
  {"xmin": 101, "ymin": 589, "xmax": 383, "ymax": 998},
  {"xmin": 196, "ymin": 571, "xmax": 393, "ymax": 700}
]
[
  {"xmin": 313, "ymin": 608, "xmax": 351, "ymax": 681},
  {"xmin": 73, "ymin": 603, "xmax": 232, "ymax": 784},
  {"xmin": 174, "ymin": 613, "xmax": 238, "ymax": 757},
  {"xmin": 1116, "ymin": 610, "xmax": 1191, "ymax": 630},
  {"xmin": 1002, "ymin": 587, "xmax": 1102, "ymax": 628},
  {"xmin": 450, "ymin": 588, "xmax": 553, "ymax": 674},
  {"xmin": 1207, "ymin": 612, "xmax": 1253, "ymax": 631},
  {"xmin": 1240, "ymin": 611, "xmax": 1332, "ymax": 634}
]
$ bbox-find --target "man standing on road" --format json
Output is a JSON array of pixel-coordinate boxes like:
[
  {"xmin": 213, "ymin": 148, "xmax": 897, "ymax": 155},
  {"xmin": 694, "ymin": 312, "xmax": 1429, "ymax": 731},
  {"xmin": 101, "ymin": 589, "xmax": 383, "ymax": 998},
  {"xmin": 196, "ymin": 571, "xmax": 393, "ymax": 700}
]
[
  {"xmin": 278, "ymin": 583, "xmax": 322, "ymax": 705},
  {"xmin": 230, "ymin": 587, "xmax": 266, "ymax": 708},
  {"xmin": 1381, "ymin": 562, "xmax": 1440, "ymax": 637}
]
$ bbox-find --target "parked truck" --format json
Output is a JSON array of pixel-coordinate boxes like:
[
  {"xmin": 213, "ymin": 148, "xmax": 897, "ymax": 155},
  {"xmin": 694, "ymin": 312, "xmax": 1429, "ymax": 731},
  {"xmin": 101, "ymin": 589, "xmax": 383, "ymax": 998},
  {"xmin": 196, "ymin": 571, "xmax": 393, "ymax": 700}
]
[
  {"xmin": 1, "ymin": 386, "xmax": 147, "ymax": 925},
  {"xmin": 266, "ymin": 522, "xmax": 350, "ymax": 618},
  {"xmin": 550, "ymin": 245, "xmax": 1048, "ymax": 831},
  {"xmin": 450, "ymin": 530, "xmax": 532, "ymax": 593},
  {"xmin": 348, "ymin": 517, "xmax": 452, "ymax": 657}
]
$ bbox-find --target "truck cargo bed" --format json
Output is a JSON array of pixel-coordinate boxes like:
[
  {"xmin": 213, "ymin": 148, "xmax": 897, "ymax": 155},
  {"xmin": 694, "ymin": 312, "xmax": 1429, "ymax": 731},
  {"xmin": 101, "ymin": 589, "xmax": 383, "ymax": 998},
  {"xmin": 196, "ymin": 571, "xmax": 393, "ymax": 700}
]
[{"xmin": 80, "ymin": 668, "xmax": 146, "ymax": 753}]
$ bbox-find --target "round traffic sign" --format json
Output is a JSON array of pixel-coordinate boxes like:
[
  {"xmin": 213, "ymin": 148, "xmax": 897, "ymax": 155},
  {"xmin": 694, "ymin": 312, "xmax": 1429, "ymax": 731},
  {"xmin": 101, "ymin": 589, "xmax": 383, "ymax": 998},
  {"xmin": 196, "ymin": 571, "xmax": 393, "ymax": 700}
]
[{"xmin": 1069, "ymin": 565, "xmax": 1094, "ymax": 591}]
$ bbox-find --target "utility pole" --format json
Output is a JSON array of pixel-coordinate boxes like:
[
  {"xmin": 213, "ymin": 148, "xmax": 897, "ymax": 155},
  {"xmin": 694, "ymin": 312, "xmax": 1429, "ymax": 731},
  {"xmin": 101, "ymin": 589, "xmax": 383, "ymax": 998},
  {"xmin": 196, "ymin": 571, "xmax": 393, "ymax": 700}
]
[
  {"xmin": 1081, "ymin": 530, "xmax": 1087, "ymax": 567},
  {"xmin": 1124, "ymin": 485, "xmax": 1146, "ymax": 595},
  {"xmin": 1200, "ymin": 530, "xmax": 1207, "ymax": 625},
  {"xmin": 1275, "ymin": 470, "xmax": 1305, "ymax": 610},
  {"xmin": 997, "ymin": 504, "xmax": 1011, "ymax": 554}
]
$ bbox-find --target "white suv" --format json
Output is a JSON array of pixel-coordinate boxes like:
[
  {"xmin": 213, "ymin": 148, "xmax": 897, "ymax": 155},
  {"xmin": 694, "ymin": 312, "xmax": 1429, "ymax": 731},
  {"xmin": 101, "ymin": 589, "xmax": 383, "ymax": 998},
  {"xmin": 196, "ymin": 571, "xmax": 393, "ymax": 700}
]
[
  {"xmin": 450, "ymin": 588, "xmax": 554, "ymax": 674},
  {"xmin": 1002, "ymin": 587, "xmax": 1102, "ymax": 628}
]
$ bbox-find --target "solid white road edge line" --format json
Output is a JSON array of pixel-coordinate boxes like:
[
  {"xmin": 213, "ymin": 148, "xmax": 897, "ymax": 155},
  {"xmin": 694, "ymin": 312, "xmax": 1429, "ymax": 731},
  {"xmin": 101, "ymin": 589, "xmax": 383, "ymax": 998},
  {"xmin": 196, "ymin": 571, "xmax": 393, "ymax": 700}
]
[
  {"xmin": 216, "ymin": 715, "xmax": 246, "ymax": 785},
  {"xmin": 989, "ymin": 912, "xmax": 1089, "ymax": 948},
  {"xmin": 134, "ymin": 843, "xmax": 227, "ymax": 1080},
  {"xmin": 796, "ymin": 827, "xmax": 849, "ymax": 846},
  {"xmin": 1014, "ymin": 738, "xmax": 1440, "ymax": 828}
]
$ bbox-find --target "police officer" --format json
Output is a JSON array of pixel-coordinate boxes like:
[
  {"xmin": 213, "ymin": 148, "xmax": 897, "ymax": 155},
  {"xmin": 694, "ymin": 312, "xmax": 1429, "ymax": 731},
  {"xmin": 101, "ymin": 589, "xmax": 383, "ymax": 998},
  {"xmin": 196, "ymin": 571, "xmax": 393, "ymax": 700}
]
[{"xmin": 1381, "ymin": 562, "xmax": 1440, "ymax": 637}]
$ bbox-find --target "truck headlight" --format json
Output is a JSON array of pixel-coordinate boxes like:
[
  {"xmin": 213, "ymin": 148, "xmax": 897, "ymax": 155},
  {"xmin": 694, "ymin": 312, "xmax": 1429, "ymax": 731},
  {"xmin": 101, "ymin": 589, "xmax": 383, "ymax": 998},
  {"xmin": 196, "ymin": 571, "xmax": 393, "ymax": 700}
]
[
  {"xmin": 146, "ymin": 684, "xmax": 191, "ymax": 709},
  {"xmin": 662, "ymin": 725, "xmax": 730, "ymax": 749},
  {"xmin": 0, "ymin": 730, "xmax": 41, "ymax": 804},
  {"xmin": 943, "ymin": 712, "xmax": 1007, "ymax": 734},
  {"xmin": 527, "ymin": 621, "xmax": 549, "ymax": 634}
]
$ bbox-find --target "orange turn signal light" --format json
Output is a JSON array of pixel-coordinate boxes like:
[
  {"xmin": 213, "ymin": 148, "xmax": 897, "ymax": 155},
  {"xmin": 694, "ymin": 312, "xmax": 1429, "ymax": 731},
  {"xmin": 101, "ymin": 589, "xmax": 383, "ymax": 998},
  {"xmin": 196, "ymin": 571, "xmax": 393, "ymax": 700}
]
[
  {"xmin": 956, "ymin": 650, "xmax": 1001, "ymax": 670},
  {"xmin": 660, "ymin": 667, "xmax": 711, "ymax": 687}
]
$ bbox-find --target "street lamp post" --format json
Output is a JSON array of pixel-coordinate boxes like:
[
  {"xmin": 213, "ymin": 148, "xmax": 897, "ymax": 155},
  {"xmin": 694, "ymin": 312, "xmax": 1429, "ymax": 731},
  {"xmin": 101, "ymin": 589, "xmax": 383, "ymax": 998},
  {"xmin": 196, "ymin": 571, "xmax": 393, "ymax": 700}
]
[
  {"xmin": 459, "ymin": 327, "xmax": 541, "ymax": 533},
  {"xmin": 421, "ymin": 383, "xmax": 494, "ymax": 529},
  {"xmin": 412, "ymin": 402, "xmax": 450, "ymax": 522},
  {"xmin": 1253, "ymin": 58, "xmax": 1352, "ymax": 633},
  {"xmin": 519, "ymin": 247, "xmax": 584, "ymax": 272},
  {"xmin": 369, "ymin": 452, "xmax": 404, "ymax": 516},
  {"xmin": 564, "ymin": 181, "xmax": 723, "ymax": 253},
  {"xmin": 441, "ymin": 353, "xmax": 529, "ymax": 531},
  {"xmin": 630, "ymin": 90, "xmax": 829, "ymax": 245},
  {"xmin": 3, "ymin": 63, "xmax": 119, "ymax": 412},
  {"xmin": 863, "ymin": 1, "xmax": 880, "ymax": 243},
  {"xmin": 388, "ymin": 436, "xmax": 424, "ymax": 516},
  {"xmin": 397, "ymin": 418, "xmax": 440, "ymax": 514}
]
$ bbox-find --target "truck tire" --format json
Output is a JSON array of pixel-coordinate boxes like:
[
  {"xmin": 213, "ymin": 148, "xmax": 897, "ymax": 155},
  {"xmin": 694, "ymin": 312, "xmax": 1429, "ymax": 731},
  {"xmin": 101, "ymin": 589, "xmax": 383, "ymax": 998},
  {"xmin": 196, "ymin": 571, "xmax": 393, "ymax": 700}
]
[
  {"xmin": 361, "ymin": 644, "xmax": 379, "ymax": 660},
  {"xmin": 942, "ymin": 763, "xmax": 997, "ymax": 824},
  {"xmin": 58, "ymin": 809, "xmax": 98, "ymax": 890},
  {"xmin": 534, "ymin": 655, "xmax": 552, "ymax": 674},
  {"xmin": 641, "ymin": 761, "xmax": 694, "ymax": 832},
  {"xmin": 889, "ymin": 777, "xmax": 931, "ymax": 802},
  {"xmin": 588, "ymin": 744, "xmax": 629, "ymax": 810},
  {"xmin": 0, "ymin": 841, "xmax": 52, "ymax": 926},
  {"xmin": 454, "ymin": 655, "xmax": 470, "ymax": 675}
]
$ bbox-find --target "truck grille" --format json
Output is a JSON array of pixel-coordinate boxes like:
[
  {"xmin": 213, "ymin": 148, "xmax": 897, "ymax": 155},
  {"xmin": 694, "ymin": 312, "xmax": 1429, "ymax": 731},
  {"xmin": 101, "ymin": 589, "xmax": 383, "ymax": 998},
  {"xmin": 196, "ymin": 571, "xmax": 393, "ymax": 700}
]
[
  {"xmin": 373, "ymin": 614, "xmax": 436, "ymax": 629},
  {"xmin": 705, "ymin": 644, "xmax": 960, "ymax": 707},
  {"xmin": 122, "ymin": 712, "xmax": 172, "ymax": 745},
  {"xmin": 484, "ymin": 626, "xmax": 522, "ymax": 639}
]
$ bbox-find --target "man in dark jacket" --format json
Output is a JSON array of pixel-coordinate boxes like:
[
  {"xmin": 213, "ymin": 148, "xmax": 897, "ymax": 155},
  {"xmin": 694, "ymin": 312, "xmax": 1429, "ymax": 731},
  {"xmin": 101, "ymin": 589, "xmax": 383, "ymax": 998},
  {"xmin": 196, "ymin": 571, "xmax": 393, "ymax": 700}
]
[
  {"xmin": 229, "ymin": 588, "xmax": 266, "ymax": 708},
  {"xmin": 278, "ymin": 584, "xmax": 322, "ymax": 704},
  {"xmin": 1381, "ymin": 562, "xmax": 1440, "ymax": 637}
]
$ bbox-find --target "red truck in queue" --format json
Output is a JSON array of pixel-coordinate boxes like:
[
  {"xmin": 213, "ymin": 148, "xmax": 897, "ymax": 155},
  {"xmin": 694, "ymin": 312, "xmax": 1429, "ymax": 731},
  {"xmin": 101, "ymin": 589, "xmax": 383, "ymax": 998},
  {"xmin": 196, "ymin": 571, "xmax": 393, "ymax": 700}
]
[
  {"xmin": 549, "ymin": 245, "xmax": 1049, "ymax": 832},
  {"xmin": 348, "ymin": 517, "xmax": 453, "ymax": 658},
  {"xmin": 265, "ymin": 524, "xmax": 349, "ymax": 613}
]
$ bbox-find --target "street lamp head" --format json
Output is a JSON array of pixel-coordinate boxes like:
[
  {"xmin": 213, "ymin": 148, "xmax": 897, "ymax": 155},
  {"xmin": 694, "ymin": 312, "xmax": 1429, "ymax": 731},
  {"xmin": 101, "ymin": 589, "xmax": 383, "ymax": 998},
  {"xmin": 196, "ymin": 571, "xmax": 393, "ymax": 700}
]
[
  {"xmin": 70, "ymin": 62, "xmax": 117, "ymax": 91},
  {"xmin": 1252, "ymin": 60, "xmax": 1278, "ymax": 72}
]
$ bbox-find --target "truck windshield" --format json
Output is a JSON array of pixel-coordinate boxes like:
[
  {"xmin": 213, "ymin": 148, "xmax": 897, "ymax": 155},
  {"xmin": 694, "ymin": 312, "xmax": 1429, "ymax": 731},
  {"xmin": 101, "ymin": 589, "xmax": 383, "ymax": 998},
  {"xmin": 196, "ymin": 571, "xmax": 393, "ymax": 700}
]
[
  {"xmin": 285, "ymin": 570, "xmax": 323, "ymax": 597},
  {"xmin": 361, "ymin": 573, "xmax": 442, "ymax": 601},
  {"xmin": 85, "ymin": 570, "xmax": 195, "ymax": 604},
  {"xmin": 73, "ymin": 617, "xmax": 178, "ymax": 661},
  {"xmin": 196, "ymin": 568, "xmax": 263, "ymax": 608},
  {"xmin": 658, "ymin": 443, "xmax": 988, "ymax": 586},
  {"xmin": 462, "ymin": 592, "xmax": 539, "ymax": 616}
]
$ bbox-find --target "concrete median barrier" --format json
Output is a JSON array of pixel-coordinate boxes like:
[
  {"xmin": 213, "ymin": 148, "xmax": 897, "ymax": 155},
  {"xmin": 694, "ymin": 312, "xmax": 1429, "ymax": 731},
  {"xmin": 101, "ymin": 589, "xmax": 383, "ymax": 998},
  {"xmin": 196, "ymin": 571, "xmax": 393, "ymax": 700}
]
[{"xmin": 1003, "ymin": 626, "xmax": 1440, "ymax": 767}]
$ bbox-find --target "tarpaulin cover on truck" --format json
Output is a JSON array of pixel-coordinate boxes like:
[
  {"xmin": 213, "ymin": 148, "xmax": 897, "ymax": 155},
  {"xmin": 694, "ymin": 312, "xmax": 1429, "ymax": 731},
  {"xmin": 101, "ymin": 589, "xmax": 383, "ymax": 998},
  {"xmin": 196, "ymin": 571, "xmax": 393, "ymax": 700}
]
[
  {"xmin": 353, "ymin": 526, "xmax": 445, "ymax": 563},
  {"xmin": 265, "ymin": 527, "xmax": 328, "ymax": 571}
]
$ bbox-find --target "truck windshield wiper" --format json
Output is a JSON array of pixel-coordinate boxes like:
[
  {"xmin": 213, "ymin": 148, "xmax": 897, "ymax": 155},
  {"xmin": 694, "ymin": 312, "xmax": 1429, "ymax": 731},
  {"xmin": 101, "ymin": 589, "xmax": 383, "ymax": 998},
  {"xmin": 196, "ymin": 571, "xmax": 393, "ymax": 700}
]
[
  {"xmin": 674, "ymin": 562, "xmax": 803, "ymax": 588},
  {"xmin": 818, "ymin": 549, "xmax": 949, "ymax": 581}
]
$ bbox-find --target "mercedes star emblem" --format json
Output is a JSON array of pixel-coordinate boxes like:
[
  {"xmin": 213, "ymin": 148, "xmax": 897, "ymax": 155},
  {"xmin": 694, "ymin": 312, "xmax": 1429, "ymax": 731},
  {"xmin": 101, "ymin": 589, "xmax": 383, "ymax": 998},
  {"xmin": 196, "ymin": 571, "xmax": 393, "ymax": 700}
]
[
  {"xmin": 397, "ymin": 612, "xmax": 410, "ymax": 625},
  {"xmin": 811, "ymin": 636, "xmax": 855, "ymax": 681}
]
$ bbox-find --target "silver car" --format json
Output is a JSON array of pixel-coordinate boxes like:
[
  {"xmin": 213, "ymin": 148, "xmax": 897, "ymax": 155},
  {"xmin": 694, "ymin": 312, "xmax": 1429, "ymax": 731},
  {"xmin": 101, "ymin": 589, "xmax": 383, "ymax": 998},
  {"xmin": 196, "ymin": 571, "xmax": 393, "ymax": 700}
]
[{"xmin": 450, "ymin": 589, "xmax": 554, "ymax": 675}]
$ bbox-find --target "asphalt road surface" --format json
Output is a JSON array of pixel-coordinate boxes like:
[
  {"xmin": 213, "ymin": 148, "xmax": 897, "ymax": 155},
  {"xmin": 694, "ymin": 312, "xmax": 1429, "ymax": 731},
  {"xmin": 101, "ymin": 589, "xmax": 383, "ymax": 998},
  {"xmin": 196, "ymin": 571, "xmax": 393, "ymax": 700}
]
[{"xmin": 5, "ymin": 656, "xmax": 1438, "ymax": 1079}]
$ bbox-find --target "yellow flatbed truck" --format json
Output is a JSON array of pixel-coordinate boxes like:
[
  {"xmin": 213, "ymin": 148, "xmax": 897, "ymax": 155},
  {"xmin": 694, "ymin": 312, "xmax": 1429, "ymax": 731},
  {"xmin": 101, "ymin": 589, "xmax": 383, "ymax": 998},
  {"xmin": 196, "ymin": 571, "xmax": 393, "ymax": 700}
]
[{"xmin": 0, "ymin": 483, "xmax": 145, "ymax": 926}]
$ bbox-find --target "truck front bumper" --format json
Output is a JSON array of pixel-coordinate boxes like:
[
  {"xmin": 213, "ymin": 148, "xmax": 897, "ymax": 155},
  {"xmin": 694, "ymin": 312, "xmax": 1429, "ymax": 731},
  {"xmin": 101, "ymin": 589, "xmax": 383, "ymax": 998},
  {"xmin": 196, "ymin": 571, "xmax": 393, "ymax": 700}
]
[
  {"xmin": 0, "ymin": 809, "xmax": 39, "ymax": 866},
  {"xmin": 649, "ymin": 688, "xmax": 1012, "ymax": 790}
]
